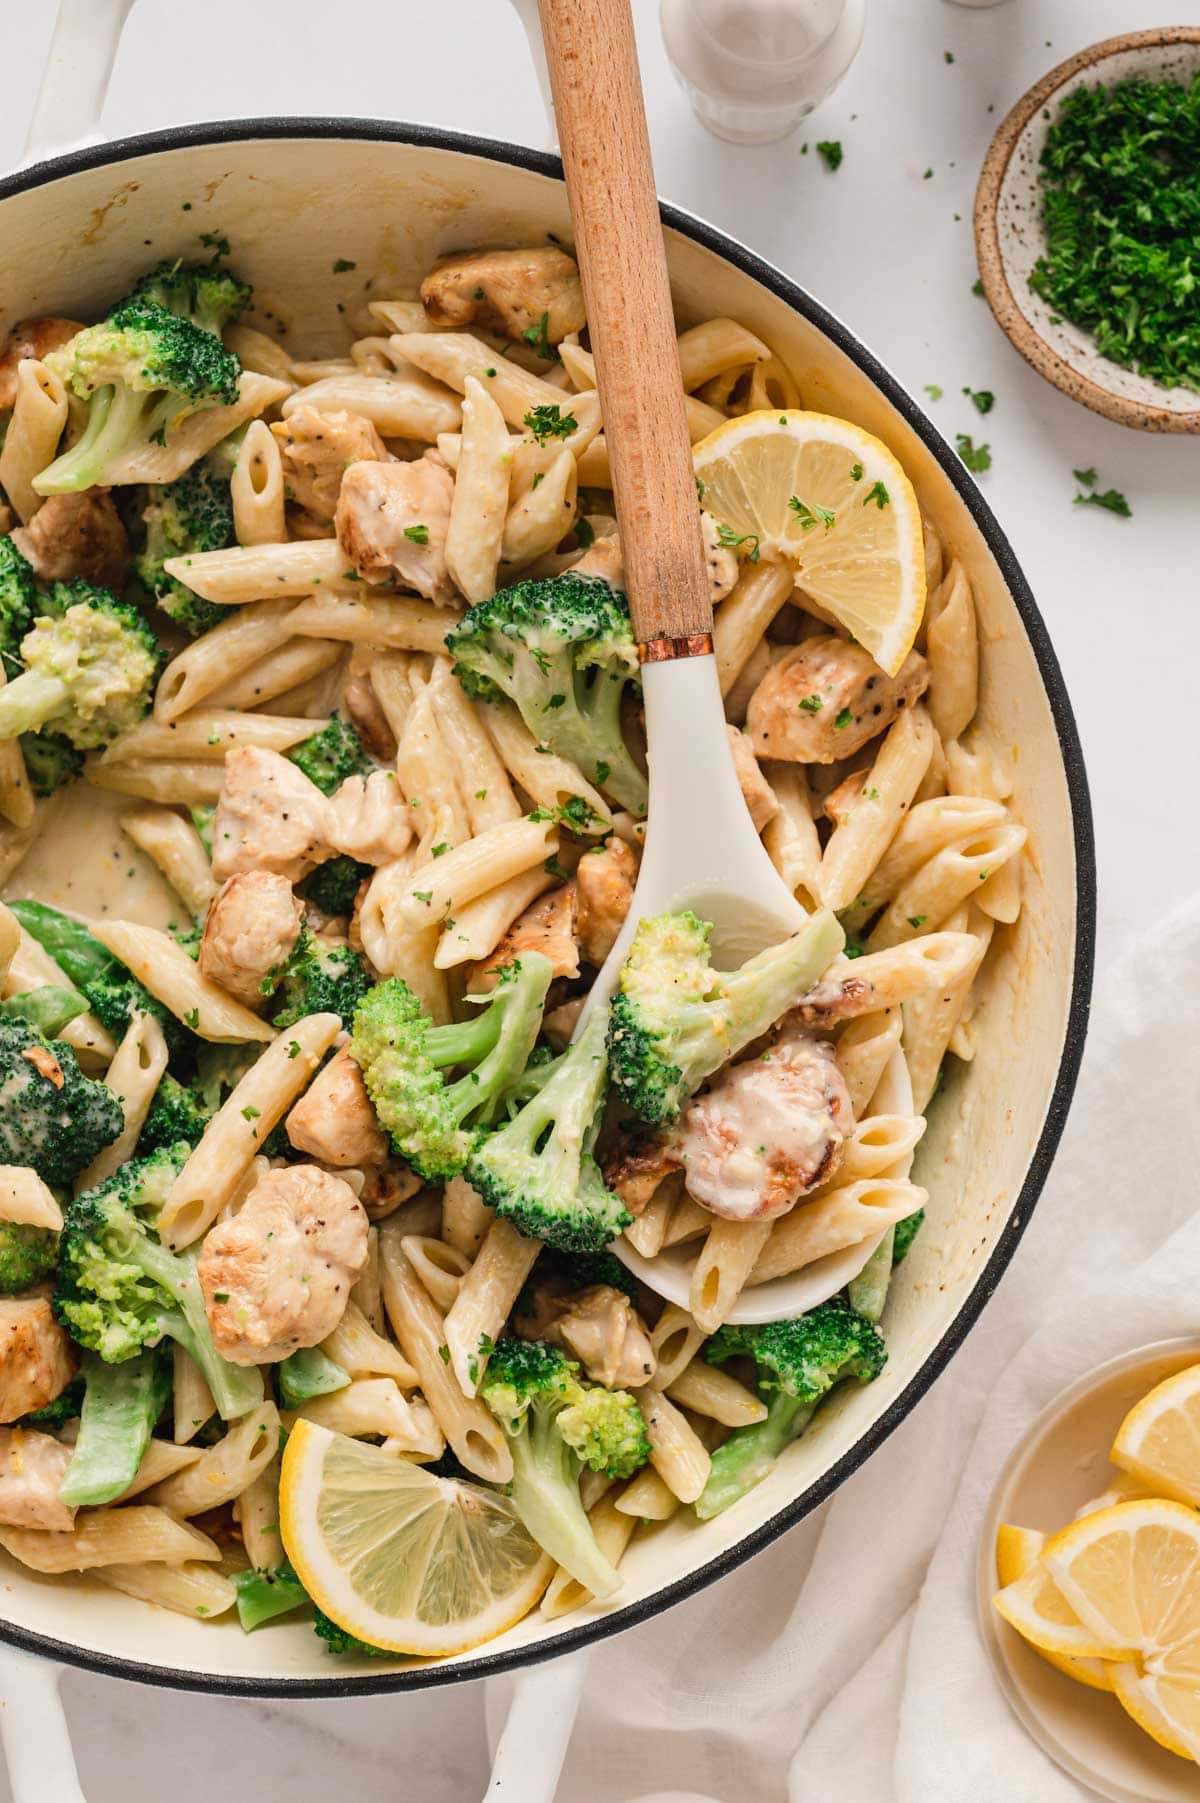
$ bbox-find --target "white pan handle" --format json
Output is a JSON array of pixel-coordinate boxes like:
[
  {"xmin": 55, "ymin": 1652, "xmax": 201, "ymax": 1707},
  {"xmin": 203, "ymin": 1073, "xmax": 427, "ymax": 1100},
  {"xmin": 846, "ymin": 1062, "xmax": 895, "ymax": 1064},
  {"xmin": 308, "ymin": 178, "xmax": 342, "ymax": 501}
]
[
  {"xmin": 483, "ymin": 1652, "xmax": 588, "ymax": 1803},
  {"xmin": 0, "ymin": 1648, "xmax": 88, "ymax": 1803},
  {"xmin": 23, "ymin": 0, "xmax": 556, "ymax": 169}
]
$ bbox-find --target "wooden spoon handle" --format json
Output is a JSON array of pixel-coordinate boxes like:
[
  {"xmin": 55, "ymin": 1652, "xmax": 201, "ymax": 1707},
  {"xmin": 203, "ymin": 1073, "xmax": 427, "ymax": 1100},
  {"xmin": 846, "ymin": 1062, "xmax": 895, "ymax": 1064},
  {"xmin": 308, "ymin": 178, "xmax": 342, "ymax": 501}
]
[{"xmin": 538, "ymin": 0, "xmax": 713, "ymax": 650}]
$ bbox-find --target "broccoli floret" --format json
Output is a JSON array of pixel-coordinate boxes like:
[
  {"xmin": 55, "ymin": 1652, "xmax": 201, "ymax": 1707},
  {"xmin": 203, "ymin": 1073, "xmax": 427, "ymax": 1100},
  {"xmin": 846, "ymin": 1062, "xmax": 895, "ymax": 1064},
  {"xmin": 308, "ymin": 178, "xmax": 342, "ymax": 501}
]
[
  {"xmin": 272, "ymin": 930, "xmax": 372, "ymax": 1030},
  {"xmin": 480, "ymin": 1339, "xmax": 646, "ymax": 1595},
  {"xmin": 892, "ymin": 1208, "xmax": 925, "ymax": 1265},
  {"xmin": 10, "ymin": 899, "xmax": 196, "ymax": 1069},
  {"xmin": 0, "ymin": 538, "xmax": 36, "ymax": 678},
  {"xmin": 120, "ymin": 260, "xmax": 251, "ymax": 338},
  {"xmin": 0, "ymin": 1018, "xmax": 123, "ymax": 1187},
  {"xmin": 35, "ymin": 302, "xmax": 241, "ymax": 495},
  {"xmin": 349, "ymin": 959, "xmax": 553, "ymax": 1180},
  {"xmin": 20, "ymin": 1373, "xmax": 85, "ymax": 1427},
  {"xmin": 135, "ymin": 465, "xmax": 234, "ymax": 638},
  {"xmin": 525, "ymin": 1246, "xmax": 641, "ymax": 1310},
  {"xmin": 695, "ymin": 1298, "xmax": 886, "ymax": 1519},
  {"xmin": 313, "ymin": 1606, "xmax": 390, "ymax": 1658},
  {"xmin": 446, "ymin": 572, "xmax": 646, "ymax": 813},
  {"xmin": 55, "ymin": 1144, "xmax": 264, "ymax": 1421},
  {"xmin": 19, "ymin": 730, "xmax": 84, "ymax": 796},
  {"xmin": 466, "ymin": 1006, "xmax": 630, "ymax": 1253},
  {"xmin": 137, "ymin": 1073, "xmax": 214, "ymax": 1153},
  {"xmin": 288, "ymin": 715, "xmax": 373, "ymax": 796},
  {"xmin": 607, "ymin": 908, "xmax": 845, "ymax": 1125},
  {"xmin": 0, "ymin": 582, "xmax": 161, "ymax": 750},
  {"xmin": 299, "ymin": 856, "xmax": 370, "ymax": 919},
  {"xmin": 0, "ymin": 1222, "xmax": 60, "ymax": 1293}
]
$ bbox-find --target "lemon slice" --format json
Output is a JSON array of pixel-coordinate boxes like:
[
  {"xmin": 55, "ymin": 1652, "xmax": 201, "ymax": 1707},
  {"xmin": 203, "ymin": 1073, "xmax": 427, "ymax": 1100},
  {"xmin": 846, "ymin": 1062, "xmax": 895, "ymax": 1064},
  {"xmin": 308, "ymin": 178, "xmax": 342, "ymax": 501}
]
[
  {"xmin": 993, "ymin": 1522, "xmax": 1131, "ymax": 1663},
  {"xmin": 994, "ymin": 1523, "xmax": 1113, "ymax": 1691},
  {"xmin": 1107, "ymin": 1660, "xmax": 1196, "ymax": 1762},
  {"xmin": 1040, "ymin": 1497, "xmax": 1200, "ymax": 1759},
  {"xmin": 692, "ymin": 409, "xmax": 926, "ymax": 675},
  {"xmin": 1112, "ymin": 1362, "xmax": 1200, "ymax": 1506},
  {"xmin": 280, "ymin": 1421, "xmax": 553, "ymax": 1656}
]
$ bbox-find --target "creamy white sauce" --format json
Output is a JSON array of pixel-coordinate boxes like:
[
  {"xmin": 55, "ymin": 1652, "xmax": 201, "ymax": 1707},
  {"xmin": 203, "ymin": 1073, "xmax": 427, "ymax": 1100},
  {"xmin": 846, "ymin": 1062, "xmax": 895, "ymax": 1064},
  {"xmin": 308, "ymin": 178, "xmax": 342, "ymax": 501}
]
[{"xmin": 4, "ymin": 789, "xmax": 180, "ymax": 929}]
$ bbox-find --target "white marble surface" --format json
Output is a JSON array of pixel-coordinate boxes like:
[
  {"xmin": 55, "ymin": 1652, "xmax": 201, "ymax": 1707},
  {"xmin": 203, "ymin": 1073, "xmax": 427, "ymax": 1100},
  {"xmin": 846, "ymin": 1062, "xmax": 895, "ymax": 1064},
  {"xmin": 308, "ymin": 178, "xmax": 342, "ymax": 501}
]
[{"xmin": 2, "ymin": 0, "xmax": 1198, "ymax": 1797}]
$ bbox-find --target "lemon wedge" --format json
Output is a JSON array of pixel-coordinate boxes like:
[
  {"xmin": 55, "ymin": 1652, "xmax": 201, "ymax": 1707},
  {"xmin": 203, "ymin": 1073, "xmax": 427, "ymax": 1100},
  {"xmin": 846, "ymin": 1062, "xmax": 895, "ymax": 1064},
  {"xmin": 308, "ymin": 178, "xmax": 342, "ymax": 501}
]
[
  {"xmin": 692, "ymin": 409, "xmax": 926, "ymax": 675},
  {"xmin": 1112, "ymin": 1361, "xmax": 1200, "ymax": 1507},
  {"xmin": 1107, "ymin": 1659, "xmax": 1196, "ymax": 1762},
  {"xmin": 994, "ymin": 1522, "xmax": 1113, "ymax": 1691},
  {"xmin": 993, "ymin": 1521, "xmax": 1131, "ymax": 1664},
  {"xmin": 280, "ymin": 1420, "xmax": 553, "ymax": 1657}
]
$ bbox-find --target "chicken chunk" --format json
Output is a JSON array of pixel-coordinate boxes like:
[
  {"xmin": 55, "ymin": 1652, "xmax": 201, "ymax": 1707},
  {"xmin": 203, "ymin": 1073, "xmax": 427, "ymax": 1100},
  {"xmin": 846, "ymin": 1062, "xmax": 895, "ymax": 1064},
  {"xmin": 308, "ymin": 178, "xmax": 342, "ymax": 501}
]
[
  {"xmin": 212, "ymin": 747, "xmax": 332, "ymax": 883},
  {"xmin": 420, "ymin": 246, "xmax": 586, "ymax": 345},
  {"xmin": 726, "ymin": 725, "xmax": 778, "ymax": 833},
  {"xmin": 335, "ymin": 456, "xmax": 456, "ymax": 604},
  {"xmin": 786, "ymin": 961, "xmax": 880, "ymax": 1030},
  {"xmin": 11, "ymin": 490, "xmax": 129, "ymax": 590},
  {"xmin": 325, "ymin": 771, "xmax": 413, "ymax": 866},
  {"xmin": 602, "ymin": 1130, "xmax": 680, "ymax": 1215},
  {"xmin": 0, "ymin": 316, "xmax": 83, "ymax": 411},
  {"xmin": 358, "ymin": 1162, "xmax": 424, "ymax": 1222},
  {"xmin": 0, "ymin": 1427, "xmax": 76, "ymax": 1530},
  {"xmin": 700, "ymin": 510, "xmax": 739, "ymax": 603},
  {"xmin": 823, "ymin": 765, "xmax": 872, "ymax": 827},
  {"xmin": 0, "ymin": 1298, "xmax": 77, "ymax": 1423},
  {"xmin": 746, "ymin": 637, "xmax": 929, "ymax": 765},
  {"xmin": 571, "ymin": 515, "xmax": 736, "ymax": 605},
  {"xmin": 199, "ymin": 871, "xmax": 304, "ymax": 1010},
  {"xmin": 467, "ymin": 882, "xmax": 579, "ymax": 994},
  {"xmin": 575, "ymin": 837, "xmax": 638, "ymax": 966},
  {"xmin": 517, "ymin": 1284, "xmax": 656, "ymax": 1390},
  {"xmin": 286, "ymin": 1044, "xmax": 388, "ymax": 1168},
  {"xmin": 271, "ymin": 406, "xmax": 389, "ymax": 522},
  {"xmin": 676, "ymin": 1028, "xmax": 852, "ymax": 1222},
  {"xmin": 341, "ymin": 665, "xmax": 398, "ymax": 764},
  {"xmin": 572, "ymin": 532, "xmax": 623, "ymax": 587},
  {"xmin": 198, "ymin": 1164, "xmax": 369, "ymax": 1364}
]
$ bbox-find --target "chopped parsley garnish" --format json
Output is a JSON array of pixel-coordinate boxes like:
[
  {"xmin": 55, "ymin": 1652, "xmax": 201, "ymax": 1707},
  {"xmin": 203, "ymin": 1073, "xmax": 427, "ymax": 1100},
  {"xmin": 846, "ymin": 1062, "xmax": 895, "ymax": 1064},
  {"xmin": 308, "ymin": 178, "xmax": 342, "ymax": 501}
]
[
  {"xmin": 544, "ymin": 855, "xmax": 570, "ymax": 882},
  {"xmin": 907, "ymin": 915, "xmax": 927, "ymax": 928},
  {"xmin": 715, "ymin": 522, "xmax": 760, "ymax": 562},
  {"xmin": 287, "ymin": 1041, "xmax": 301, "ymax": 1060},
  {"xmin": 798, "ymin": 694, "xmax": 823, "ymax": 714},
  {"xmin": 1074, "ymin": 466, "xmax": 1098, "ymax": 487},
  {"xmin": 403, "ymin": 523, "xmax": 430, "ymax": 544},
  {"xmin": 834, "ymin": 707, "xmax": 854, "ymax": 729},
  {"xmin": 242, "ymin": 1106, "xmax": 261, "ymax": 1122},
  {"xmin": 850, "ymin": 462, "xmax": 863, "ymax": 481},
  {"xmin": 544, "ymin": 694, "xmax": 566, "ymax": 710},
  {"xmin": 575, "ymin": 517, "xmax": 595, "ymax": 549},
  {"xmin": 955, "ymin": 434, "xmax": 992, "ymax": 472},
  {"xmin": 1030, "ymin": 73, "xmax": 1200, "ymax": 393},
  {"xmin": 924, "ymin": 384, "xmax": 943, "ymax": 401},
  {"xmin": 522, "ymin": 311, "xmax": 556, "ymax": 360},
  {"xmin": 972, "ymin": 277, "xmax": 985, "ymax": 297},
  {"xmin": 816, "ymin": 140, "xmax": 843, "ymax": 171},
  {"xmin": 531, "ymin": 471, "xmax": 544, "ymax": 489},
  {"xmin": 923, "ymin": 168, "xmax": 933, "ymax": 181},
  {"xmin": 594, "ymin": 760, "xmax": 610, "ymax": 786},
  {"xmin": 964, "ymin": 387, "xmax": 995, "ymax": 413},
  {"xmin": 944, "ymin": 50, "xmax": 955, "ymax": 63},
  {"xmin": 199, "ymin": 230, "xmax": 231, "ymax": 257},
  {"xmin": 437, "ymin": 1344, "xmax": 451, "ymax": 1365},
  {"xmin": 183, "ymin": 1008, "xmax": 200, "ymax": 1029},
  {"xmin": 431, "ymin": 842, "xmax": 450, "ymax": 857},
  {"xmin": 862, "ymin": 479, "xmax": 890, "ymax": 508},
  {"xmin": 413, "ymin": 889, "xmax": 433, "ymax": 905},
  {"xmin": 524, "ymin": 404, "xmax": 577, "ymax": 445},
  {"xmin": 788, "ymin": 495, "xmax": 836, "ymax": 531},
  {"xmin": 843, "ymin": 934, "xmax": 867, "ymax": 959},
  {"xmin": 332, "ymin": 258, "xmax": 357, "ymax": 274},
  {"xmin": 1074, "ymin": 484, "xmax": 1132, "ymax": 517}
]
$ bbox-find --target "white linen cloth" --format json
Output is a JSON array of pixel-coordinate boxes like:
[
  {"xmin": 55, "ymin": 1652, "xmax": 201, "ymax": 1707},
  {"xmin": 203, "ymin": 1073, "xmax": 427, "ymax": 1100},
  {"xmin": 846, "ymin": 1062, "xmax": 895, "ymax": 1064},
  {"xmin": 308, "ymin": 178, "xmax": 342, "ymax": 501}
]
[{"xmin": 487, "ymin": 896, "xmax": 1200, "ymax": 1802}]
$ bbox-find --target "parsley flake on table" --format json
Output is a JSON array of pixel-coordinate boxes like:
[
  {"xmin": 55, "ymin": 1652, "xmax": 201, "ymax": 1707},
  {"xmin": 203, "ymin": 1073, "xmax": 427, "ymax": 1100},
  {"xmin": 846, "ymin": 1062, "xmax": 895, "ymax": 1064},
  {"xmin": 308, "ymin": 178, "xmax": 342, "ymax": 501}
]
[
  {"xmin": 964, "ymin": 387, "xmax": 995, "ymax": 413},
  {"xmin": 955, "ymin": 434, "xmax": 992, "ymax": 472},
  {"xmin": 816, "ymin": 140, "xmax": 843, "ymax": 171},
  {"xmin": 924, "ymin": 384, "xmax": 943, "ymax": 401},
  {"xmin": 972, "ymin": 278, "xmax": 985, "ymax": 297},
  {"xmin": 1074, "ymin": 485, "xmax": 1132, "ymax": 518}
]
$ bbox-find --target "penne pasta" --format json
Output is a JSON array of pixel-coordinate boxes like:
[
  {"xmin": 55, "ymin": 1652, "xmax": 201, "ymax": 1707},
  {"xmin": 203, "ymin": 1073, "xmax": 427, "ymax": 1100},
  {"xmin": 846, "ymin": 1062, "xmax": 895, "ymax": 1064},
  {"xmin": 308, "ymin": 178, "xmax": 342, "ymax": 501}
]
[
  {"xmin": 0, "ymin": 1165, "xmax": 63, "ymax": 1230},
  {"xmin": 281, "ymin": 366, "xmax": 463, "ymax": 440},
  {"xmin": 101, "ymin": 711, "xmax": 327, "ymax": 766},
  {"xmin": 818, "ymin": 705, "xmax": 938, "ymax": 913},
  {"xmin": 479, "ymin": 701, "xmax": 613, "ymax": 830},
  {"xmin": 751, "ymin": 1178, "xmax": 929, "ymax": 1284},
  {"xmin": 689, "ymin": 1219, "xmax": 774, "ymax": 1334},
  {"xmin": 74, "ymin": 1010, "xmax": 169, "ymax": 1190},
  {"xmin": 442, "ymin": 1217, "xmax": 541, "ymax": 1396},
  {"xmin": 399, "ymin": 1232, "xmax": 472, "ymax": 1315},
  {"xmin": 666, "ymin": 1360, "xmax": 768, "ymax": 1428},
  {"xmin": 636, "ymin": 1386, "xmax": 711, "ymax": 1504},
  {"xmin": 396, "ymin": 816, "xmax": 558, "ymax": 930},
  {"xmin": 1, "ymin": 358, "xmax": 68, "ymax": 520},
  {"xmin": 321, "ymin": 1298, "xmax": 418, "ymax": 1387},
  {"xmin": 231, "ymin": 419, "xmax": 287, "ymax": 546},
  {"xmin": 87, "ymin": 919, "xmax": 275, "ymax": 1043},
  {"xmin": 145, "ymin": 1402, "xmax": 280, "ymax": 1516},
  {"xmin": 445, "ymin": 374, "xmax": 512, "ymax": 604},
  {"xmin": 119, "ymin": 806, "xmax": 217, "ymax": 917},
  {"xmin": 713, "ymin": 562, "xmax": 794, "ymax": 696},
  {"xmin": 0, "ymin": 1507, "xmax": 219, "ymax": 1573}
]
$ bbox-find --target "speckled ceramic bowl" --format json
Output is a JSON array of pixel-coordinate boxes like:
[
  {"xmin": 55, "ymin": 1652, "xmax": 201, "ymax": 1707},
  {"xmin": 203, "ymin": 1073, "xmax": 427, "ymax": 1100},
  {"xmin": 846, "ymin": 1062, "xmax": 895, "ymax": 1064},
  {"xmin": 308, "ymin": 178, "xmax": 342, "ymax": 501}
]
[{"xmin": 975, "ymin": 28, "xmax": 1200, "ymax": 434}]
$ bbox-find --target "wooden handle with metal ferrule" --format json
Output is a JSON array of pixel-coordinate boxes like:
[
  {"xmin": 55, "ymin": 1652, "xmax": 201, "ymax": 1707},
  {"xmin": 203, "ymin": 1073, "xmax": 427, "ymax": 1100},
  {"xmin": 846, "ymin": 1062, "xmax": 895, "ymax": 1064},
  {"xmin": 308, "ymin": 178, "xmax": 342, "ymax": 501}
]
[{"xmin": 537, "ymin": 0, "xmax": 714, "ymax": 651}]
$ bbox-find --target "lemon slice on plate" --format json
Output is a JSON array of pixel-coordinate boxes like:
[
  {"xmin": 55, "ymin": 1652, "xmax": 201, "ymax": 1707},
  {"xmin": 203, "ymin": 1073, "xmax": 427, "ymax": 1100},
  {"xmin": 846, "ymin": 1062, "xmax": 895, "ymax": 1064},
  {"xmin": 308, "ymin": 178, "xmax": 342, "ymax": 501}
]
[
  {"xmin": 692, "ymin": 409, "xmax": 926, "ymax": 675},
  {"xmin": 1111, "ymin": 1361, "xmax": 1200, "ymax": 1506},
  {"xmin": 1107, "ymin": 1659, "xmax": 1196, "ymax": 1762},
  {"xmin": 994, "ymin": 1523, "xmax": 1114, "ymax": 1691},
  {"xmin": 1041, "ymin": 1498, "xmax": 1200, "ymax": 1759},
  {"xmin": 280, "ymin": 1420, "xmax": 553, "ymax": 1657},
  {"xmin": 993, "ymin": 1521, "xmax": 1131, "ymax": 1664}
]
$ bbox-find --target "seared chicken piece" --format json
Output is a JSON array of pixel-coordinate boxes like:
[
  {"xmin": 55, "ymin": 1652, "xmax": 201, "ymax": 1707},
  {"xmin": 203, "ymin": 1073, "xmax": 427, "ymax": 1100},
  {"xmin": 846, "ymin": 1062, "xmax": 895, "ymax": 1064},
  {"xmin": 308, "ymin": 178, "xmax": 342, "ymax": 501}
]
[
  {"xmin": 823, "ymin": 765, "xmax": 873, "ymax": 827},
  {"xmin": 575, "ymin": 837, "xmax": 638, "ymax": 966},
  {"xmin": 0, "ymin": 1427, "xmax": 76, "ymax": 1530},
  {"xmin": 358, "ymin": 1162, "xmax": 424, "ymax": 1222},
  {"xmin": 341, "ymin": 666, "xmax": 398, "ymax": 764},
  {"xmin": 212, "ymin": 747, "xmax": 332, "ymax": 884},
  {"xmin": 517, "ymin": 1283, "xmax": 656, "ymax": 1390},
  {"xmin": 0, "ymin": 316, "xmax": 83, "ymax": 411},
  {"xmin": 571, "ymin": 514, "xmax": 736, "ymax": 605},
  {"xmin": 746, "ymin": 637, "xmax": 929, "ymax": 765},
  {"xmin": 786, "ymin": 962, "xmax": 880, "ymax": 1029},
  {"xmin": 0, "ymin": 1298, "xmax": 77, "ymax": 1423},
  {"xmin": 286, "ymin": 1044, "xmax": 388, "ymax": 1168},
  {"xmin": 676, "ymin": 1028, "xmax": 852, "ymax": 1222},
  {"xmin": 726, "ymin": 725, "xmax": 778, "ymax": 833},
  {"xmin": 198, "ymin": 1164, "xmax": 368, "ymax": 1364},
  {"xmin": 11, "ymin": 490, "xmax": 129, "ymax": 590},
  {"xmin": 335, "ymin": 456, "xmax": 457, "ymax": 604},
  {"xmin": 271, "ymin": 406, "xmax": 389, "ymax": 521},
  {"xmin": 602, "ymin": 1130, "xmax": 680, "ymax": 1215},
  {"xmin": 468, "ymin": 883, "xmax": 579, "ymax": 993},
  {"xmin": 420, "ymin": 246, "xmax": 586, "ymax": 345},
  {"xmin": 199, "ymin": 871, "xmax": 304, "ymax": 1010},
  {"xmin": 325, "ymin": 771, "xmax": 413, "ymax": 866}
]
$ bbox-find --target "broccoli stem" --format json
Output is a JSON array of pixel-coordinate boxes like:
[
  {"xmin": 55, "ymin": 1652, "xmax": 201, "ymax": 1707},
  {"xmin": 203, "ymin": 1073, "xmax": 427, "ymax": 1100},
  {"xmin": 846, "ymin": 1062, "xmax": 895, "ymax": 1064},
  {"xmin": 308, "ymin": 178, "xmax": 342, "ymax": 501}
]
[
  {"xmin": 0, "ymin": 668, "xmax": 69, "ymax": 740},
  {"xmin": 0, "ymin": 986, "xmax": 88, "ymax": 1037},
  {"xmin": 507, "ymin": 1407, "xmax": 621, "ymax": 1599},
  {"xmin": 33, "ymin": 384, "xmax": 156, "ymax": 496},
  {"xmin": 846, "ymin": 1227, "xmax": 895, "ymax": 1325},
  {"xmin": 277, "ymin": 1346, "xmax": 350, "ymax": 1410},
  {"xmin": 693, "ymin": 1394, "xmax": 815, "ymax": 1521},
  {"xmin": 158, "ymin": 1301, "xmax": 264, "ymax": 1423},
  {"xmin": 231, "ymin": 1563, "xmax": 310, "ymax": 1632},
  {"xmin": 58, "ymin": 1348, "xmax": 170, "ymax": 1508}
]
